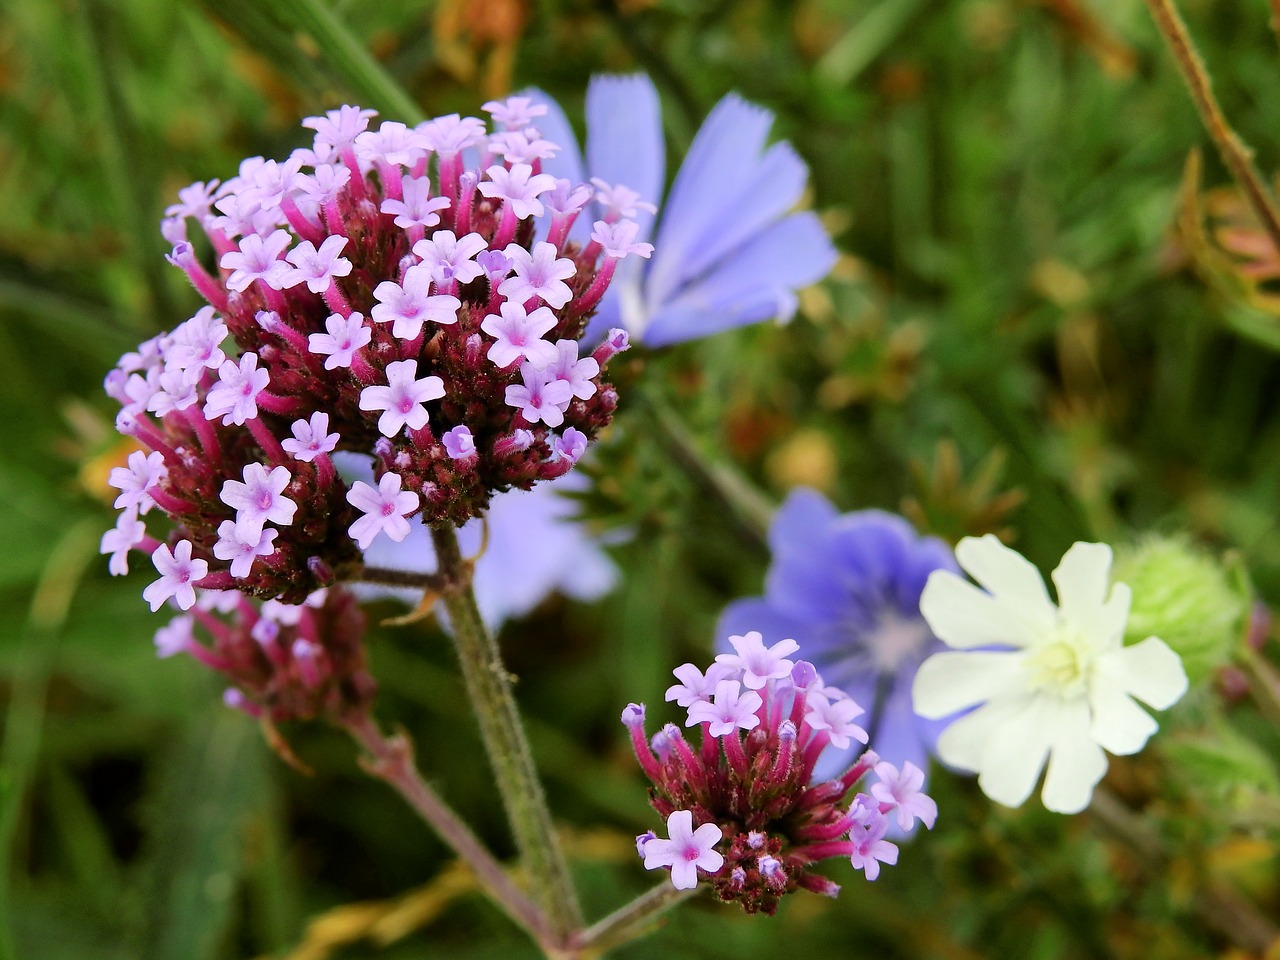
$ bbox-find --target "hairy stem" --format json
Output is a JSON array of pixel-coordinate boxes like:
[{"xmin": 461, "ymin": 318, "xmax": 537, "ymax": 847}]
[
  {"xmin": 343, "ymin": 714, "xmax": 551, "ymax": 943},
  {"xmin": 1143, "ymin": 0, "xmax": 1280, "ymax": 253},
  {"xmin": 568, "ymin": 882, "xmax": 695, "ymax": 957},
  {"xmin": 430, "ymin": 523, "xmax": 584, "ymax": 938}
]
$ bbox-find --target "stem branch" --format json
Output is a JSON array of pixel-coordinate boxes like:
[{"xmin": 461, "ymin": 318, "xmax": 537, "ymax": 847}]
[
  {"xmin": 430, "ymin": 524, "xmax": 584, "ymax": 937},
  {"xmin": 1143, "ymin": 0, "xmax": 1280, "ymax": 253},
  {"xmin": 343, "ymin": 714, "xmax": 551, "ymax": 943},
  {"xmin": 569, "ymin": 882, "xmax": 695, "ymax": 956}
]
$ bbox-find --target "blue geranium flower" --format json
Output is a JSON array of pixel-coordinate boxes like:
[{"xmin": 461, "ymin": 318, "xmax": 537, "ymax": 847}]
[
  {"xmin": 532, "ymin": 75, "xmax": 837, "ymax": 346},
  {"xmin": 717, "ymin": 488, "xmax": 958, "ymax": 783}
]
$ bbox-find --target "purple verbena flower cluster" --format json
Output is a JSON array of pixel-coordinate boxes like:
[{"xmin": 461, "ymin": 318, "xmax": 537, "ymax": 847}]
[
  {"xmin": 155, "ymin": 585, "xmax": 375, "ymax": 724},
  {"xmin": 103, "ymin": 98, "xmax": 643, "ymax": 608},
  {"xmin": 624, "ymin": 631, "xmax": 937, "ymax": 914}
]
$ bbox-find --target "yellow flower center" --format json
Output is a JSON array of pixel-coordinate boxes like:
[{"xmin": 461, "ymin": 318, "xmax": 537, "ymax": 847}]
[{"xmin": 1025, "ymin": 629, "xmax": 1095, "ymax": 699}]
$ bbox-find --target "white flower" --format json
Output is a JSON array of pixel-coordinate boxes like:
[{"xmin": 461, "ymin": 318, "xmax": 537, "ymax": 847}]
[{"xmin": 911, "ymin": 537, "xmax": 1188, "ymax": 814}]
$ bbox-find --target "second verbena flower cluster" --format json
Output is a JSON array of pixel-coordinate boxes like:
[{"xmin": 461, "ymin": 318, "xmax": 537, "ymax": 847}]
[
  {"xmin": 623, "ymin": 632, "xmax": 936, "ymax": 914},
  {"xmin": 103, "ymin": 98, "xmax": 642, "ymax": 607}
]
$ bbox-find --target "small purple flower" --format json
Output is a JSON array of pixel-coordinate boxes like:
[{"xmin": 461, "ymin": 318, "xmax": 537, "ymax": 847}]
[
  {"xmin": 548, "ymin": 340, "xmax": 599, "ymax": 400},
  {"xmin": 686, "ymin": 679, "xmax": 763, "ymax": 736},
  {"xmin": 154, "ymin": 615, "xmax": 195, "ymax": 658},
  {"xmin": 442, "ymin": 425, "xmax": 476, "ymax": 460},
  {"xmin": 380, "ymin": 177, "xmax": 451, "ymax": 229},
  {"xmin": 478, "ymin": 164, "xmax": 557, "ymax": 220},
  {"xmin": 481, "ymin": 302, "xmax": 559, "ymax": 369},
  {"xmin": 359, "ymin": 359, "xmax": 446, "ymax": 437},
  {"xmin": 848, "ymin": 804, "xmax": 898, "ymax": 882},
  {"xmin": 551, "ymin": 427, "xmax": 587, "ymax": 465},
  {"xmin": 504, "ymin": 363, "xmax": 573, "ymax": 427},
  {"xmin": 417, "ymin": 113, "xmax": 486, "ymax": 154},
  {"xmin": 664, "ymin": 661, "xmax": 734, "ymax": 708},
  {"xmin": 355, "ymin": 120, "xmax": 427, "ymax": 167},
  {"xmin": 715, "ymin": 631, "xmax": 799, "ymax": 690},
  {"xmin": 166, "ymin": 306, "xmax": 227, "ymax": 377},
  {"xmin": 641, "ymin": 810, "xmax": 724, "ymax": 891},
  {"xmin": 143, "ymin": 540, "xmax": 208, "ymax": 612},
  {"xmin": 282, "ymin": 412, "xmax": 340, "ymax": 462},
  {"xmin": 147, "ymin": 369, "xmax": 198, "ymax": 417},
  {"xmin": 303, "ymin": 105, "xmax": 377, "ymax": 153},
  {"xmin": 412, "ymin": 230, "xmax": 489, "ymax": 287},
  {"xmin": 347, "ymin": 473, "xmax": 419, "ymax": 549},
  {"xmin": 109, "ymin": 450, "xmax": 167, "ymax": 513},
  {"xmin": 804, "ymin": 693, "xmax": 869, "ymax": 751},
  {"xmin": 219, "ymin": 462, "xmax": 298, "ymax": 536},
  {"xmin": 591, "ymin": 219, "xmax": 653, "ymax": 260},
  {"xmin": 281, "ymin": 235, "xmax": 352, "ymax": 293},
  {"xmin": 213, "ymin": 520, "xmax": 279, "ymax": 578},
  {"xmin": 591, "ymin": 178, "xmax": 658, "ymax": 220},
  {"xmin": 871, "ymin": 761, "xmax": 938, "ymax": 832},
  {"xmin": 372, "ymin": 267, "xmax": 462, "ymax": 341},
  {"xmin": 717, "ymin": 488, "xmax": 957, "ymax": 784},
  {"xmin": 308, "ymin": 312, "xmax": 372, "ymax": 369},
  {"xmin": 220, "ymin": 229, "xmax": 292, "ymax": 292},
  {"xmin": 482, "ymin": 95, "xmax": 548, "ymax": 130},
  {"xmin": 100, "ymin": 509, "xmax": 146, "ymax": 576},
  {"xmin": 204, "ymin": 352, "xmax": 270, "ymax": 425},
  {"xmin": 499, "ymin": 241, "xmax": 577, "ymax": 308}
]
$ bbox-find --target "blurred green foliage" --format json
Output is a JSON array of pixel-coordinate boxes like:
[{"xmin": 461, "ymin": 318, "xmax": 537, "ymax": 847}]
[{"xmin": 2, "ymin": 0, "xmax": 1279, "ymax": 957}]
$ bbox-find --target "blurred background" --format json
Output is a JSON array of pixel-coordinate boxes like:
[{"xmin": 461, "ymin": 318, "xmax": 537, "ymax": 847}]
[{"xmin": 2, "ymin": 0, "xmax": 1279, "ymax": 957}]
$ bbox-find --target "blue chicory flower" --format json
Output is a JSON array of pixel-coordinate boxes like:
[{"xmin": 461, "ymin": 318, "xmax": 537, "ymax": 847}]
[
  {"xmin": 716, "ymin": 487, "xmax": 958, "ymax": 784},
  {"xmin": 532, "ymin": 74, "xmax": 837, "ymax": 346}
]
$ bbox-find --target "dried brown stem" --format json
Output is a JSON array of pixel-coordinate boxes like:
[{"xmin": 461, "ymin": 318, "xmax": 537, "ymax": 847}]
[{"xmin": 1144, "ymin": 0, "xmax": 1280, "ymax": 254}]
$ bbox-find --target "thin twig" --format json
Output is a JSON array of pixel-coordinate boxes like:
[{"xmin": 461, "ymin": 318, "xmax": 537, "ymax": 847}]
[
  {"xmin": 1143, "ymin": 0, "xmax": 1280, "ymax": 253},
  {"xmin": 350, "ymin": 565, "xmax": 446, "ymax": 590},
  {"xmin": 343, "ymin": 714, "xmax": 553, "ymax": 944}
]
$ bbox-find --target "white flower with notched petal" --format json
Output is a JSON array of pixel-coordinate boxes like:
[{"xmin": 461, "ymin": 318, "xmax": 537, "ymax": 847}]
[{"xmin": 911, "ymin": 536, "xmax": 1188, "ymax": 814}]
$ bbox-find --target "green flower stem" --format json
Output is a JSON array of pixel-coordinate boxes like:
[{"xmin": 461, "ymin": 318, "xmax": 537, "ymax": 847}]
[
  {"xmin": 639, "ymin": 390, "xmax": 774, "ymax": 548},
  {"xmin": 343, "ymin": 714, "xmax": 551, "ymax": 943},
  {"xmin": 430, "ymin": 524, "xmax": 584, "ymax": 939},
  {"xmin": 566, "ymin": 882, "xmax": 695, "ymax": 957}
]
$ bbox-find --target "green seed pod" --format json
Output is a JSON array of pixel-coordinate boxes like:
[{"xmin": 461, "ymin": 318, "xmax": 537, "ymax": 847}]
[{"xmin": 1112, "ymin": 537, "xmax": 1250, "ymax": 686}]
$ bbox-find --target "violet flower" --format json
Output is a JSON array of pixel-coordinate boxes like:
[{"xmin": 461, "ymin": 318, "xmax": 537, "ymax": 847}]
[
  {"xmin": 532, "ymin": 74, "xmax": 837, "ymax": 346},
  {"xmin": 717, "ymin": 488, "xmax": 957, "ymax": 786}
]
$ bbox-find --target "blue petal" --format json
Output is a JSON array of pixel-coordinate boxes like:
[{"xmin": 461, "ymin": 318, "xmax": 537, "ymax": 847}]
[
  {"xmin": 521, "ymin": 87, "xmax": 585, "ymax": 187},
  {"xmin": 646, "ymin": 95, "xmax": 777, "ymax": 307},
  {"xmin": 641, "ymin": 212, "xmax": 836, "ymax": 345},
  {"xmin": 892, "ymin": 535, "xmax": 957, "ymax": 613},
  {"xmin": 715, "ymin": 597, "xmax": 814, "ymax": 655},
  {"xmin": 667, "ymin": 141, "xmax": 809, "ymax": 293},
  {"xmin": 769, "ymin": 487, "xmax": 840, "ymax": 557},
  {"xmin": 585, "ymin": 73, "xmax": 664, "ymax": 244}
]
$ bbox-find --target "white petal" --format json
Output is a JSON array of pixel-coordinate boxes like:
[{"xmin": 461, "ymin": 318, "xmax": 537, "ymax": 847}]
[
  {"xmin": 1041, "ymin": 702, "xmax": 1108, "ymax": 813},
  {"xmin": 1106, "ymin": 636, "xmax": 1188, "ymax": 710},
  {"xmin": 1051, "ymin": 541, "xmax": 1112, "ymax": 632},
  {"xmin": 935, "ymin": 698, "xmax": 1026, "ymax": 773},
  {"xmin": 912, "ymin": 650, "xmax": 1026, "ymax": 718},
  {"xmin": 919, "ymin": 570, "xmax": 1038, "ymax": 650},
  {"xmin": 974, "ymin": 696, "xmax": 1057, "ymax": 808},
  {"xmin": 1088, "ymin": 676, "xmax": 1158, "ymax": 755},
  {"xmin": 955, "ymin": 535, "xmax": 1056, "ymax": 633}
]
